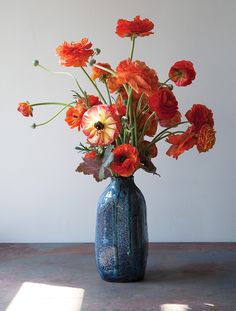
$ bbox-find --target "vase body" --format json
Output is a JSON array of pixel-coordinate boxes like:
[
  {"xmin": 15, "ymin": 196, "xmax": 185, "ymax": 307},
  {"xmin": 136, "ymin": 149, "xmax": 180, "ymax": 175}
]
[{"xmin": 95, "ymin": 176, "xmax": 148, "ymax": 282}]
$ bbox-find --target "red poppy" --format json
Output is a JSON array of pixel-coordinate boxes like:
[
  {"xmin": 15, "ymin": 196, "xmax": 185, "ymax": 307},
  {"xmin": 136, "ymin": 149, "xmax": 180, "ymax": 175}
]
[
  {"xmin": 149, "ymin": 88, "xmax": 178, "ymax": 120},
  {"xmin": 115, "ymin": 59, "xmax": 158, "ymax": 97},
  {"xmin": 87, "ymin": 95, "xmax": 103, "ymax": 107},
  {"xmin": 17, "ymin": 102, "xmax": 33, "ymax": 117},
  {"xmin": 197, "ymin": 124, "xmax": 216, "ymax": 153},
  {"xmin": 110, "ymin": 144, "xmax": 140, "ymax": 177},
  {"xmin": 185, "ymin": 104, "xmax": 214, "ymax": 132},
  {"xmin": 116, "ymin": 16, "xmax": 154, "ymax": 38},
  {"xmin": 169, "ymin": 60, "xmax": 196, "ymax": 87},
  {"xmin": 56, "ymin": 38, "xmax": 93, "ymax": 67},
  {"xmin": 166, "ymin": 126, "xmax": 197, "ymax": 159},
  {"xmin": 91, "ymin": 63, "xmax": 112, "ymax": 81}
]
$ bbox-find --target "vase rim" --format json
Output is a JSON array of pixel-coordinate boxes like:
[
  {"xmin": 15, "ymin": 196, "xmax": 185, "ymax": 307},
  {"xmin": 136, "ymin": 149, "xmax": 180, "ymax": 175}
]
[{"xmin": 111, "ymin": 175, "xmax": 134, "ymax": 180}]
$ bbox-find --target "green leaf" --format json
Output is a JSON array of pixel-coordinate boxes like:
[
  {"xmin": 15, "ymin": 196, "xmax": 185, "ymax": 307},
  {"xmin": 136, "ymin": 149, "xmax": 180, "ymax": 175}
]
[{"xmin": 99, "ymin": 146, "xmax": 114, "ymax": 181}]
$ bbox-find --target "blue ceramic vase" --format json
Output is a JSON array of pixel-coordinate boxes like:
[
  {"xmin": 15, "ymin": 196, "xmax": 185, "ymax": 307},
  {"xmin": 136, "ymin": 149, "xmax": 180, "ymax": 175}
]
[{"xmin": 95, "ymin": 176, "xmax": 148, "ymax": 282}]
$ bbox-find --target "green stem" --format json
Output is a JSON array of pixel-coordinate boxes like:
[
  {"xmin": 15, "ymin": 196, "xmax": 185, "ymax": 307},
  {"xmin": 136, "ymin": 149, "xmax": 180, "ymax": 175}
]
[
  {"xmin": 31, "ymin": 102, "xmax": 73, "ymax": 108},
  {"xmin": 159, "ymin": 73, "xmax": 180, "ymax": 88},
  {"xmin": 145, "ymin": 121, "xmax": 189, "ymax": 150},
  {"xmin": 93, "ymin": 64, "xmax": 117, "ymax": 77},
  {"xmin": 37, "ymin": 64, "xmax": 85, "ymax": 96},
  {"xmin": 139, "ymin": 111, "xmax": 156, "ymax": 142},
  {"xmin": 32, "ymin": 102, "xmax": 73, "ymax": 128},
  {"xmin": 104, "ymin": 80, "xmax": 112, "ymax": 105},
  {"xmin": 81, "ymin": 67, "xmax": 107, "ymax": 105},
  {"xmin": 129, "ymin": 35, "xmax": 136, "ymax": 61}
]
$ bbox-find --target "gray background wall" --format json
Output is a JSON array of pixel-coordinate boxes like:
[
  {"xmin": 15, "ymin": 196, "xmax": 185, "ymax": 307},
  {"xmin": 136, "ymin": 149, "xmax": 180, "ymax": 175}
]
[{"xmin": 0, "ymin": 0, "xmax": 235, "ymax": 242}]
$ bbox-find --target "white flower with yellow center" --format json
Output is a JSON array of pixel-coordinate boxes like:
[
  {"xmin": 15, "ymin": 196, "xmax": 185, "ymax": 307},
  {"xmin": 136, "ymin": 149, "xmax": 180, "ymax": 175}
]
[{"xmin": 82, "ymin": 105, "xmax": 121, "ymax": 146}]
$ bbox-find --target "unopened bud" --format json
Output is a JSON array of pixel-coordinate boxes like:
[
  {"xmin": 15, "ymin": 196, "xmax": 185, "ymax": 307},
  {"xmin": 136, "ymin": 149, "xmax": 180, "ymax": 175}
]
[
  {"xmin": 94, "ymin": 48, "xmax": 101, "ymax": 55},
  {"xmin": 33, "ymin": 60, "xmax": 39, "ymax": 67},
  {"xmin": 31, "ymin": 123, "xmax": 36, "ymax": 129},
  {"xmin": 121, "ymin": 116, "xmax": 128, "ymax": 123},
  {"xmin": 89, "ymin": 59, "xmax": 96, "ymax": 66}
]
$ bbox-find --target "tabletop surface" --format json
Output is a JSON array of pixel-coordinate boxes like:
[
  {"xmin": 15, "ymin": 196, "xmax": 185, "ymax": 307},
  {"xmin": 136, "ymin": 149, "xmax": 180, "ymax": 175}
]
[{"xmin": 0, "ymin": 243, "xmax": 235, "ymax": 311}]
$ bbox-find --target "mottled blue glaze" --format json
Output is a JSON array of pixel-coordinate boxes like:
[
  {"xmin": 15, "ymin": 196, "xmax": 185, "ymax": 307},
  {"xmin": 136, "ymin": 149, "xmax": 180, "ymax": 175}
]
[{"xmin": 95, "ymin": 176, "xmax": 148, "ymax": 282}]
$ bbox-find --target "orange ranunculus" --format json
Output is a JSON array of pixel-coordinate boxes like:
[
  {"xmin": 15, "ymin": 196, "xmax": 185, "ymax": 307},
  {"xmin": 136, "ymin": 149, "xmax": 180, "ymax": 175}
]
[
  {"xmin": 84, "ymin": 151, "xmax": 97, "ymax": 159},
  {"xmin": 82, "ymin": 105, "xmax": 121, "ymax": 146},
  {"xmin": 149, "ymin": 88, "xmax": 178, "ymax": 120},
  {"xmin": 65, "ymin": 104, "xmax": 86, "ymax": 131},
  {"xmin": 185, "ymin": 104, "xmax": 214, "ymax": 132},
  {"xmin": 166, "ymin": 126, "xmax": 197, "ymax": 159},
  {"xmin": 159, "ymin": 111, "xmax": 182, "ymax": 128},
  {"xmin": 140, "ymin": 140, "xmax": 158, "ymax": 158},
  {"xmin": 56, "ymin": 38, "xmax": 93, "ymax": 67},
  {"xmin": 65, "ymin": 95, "xmax": 102, "ymax": 131},
  {"xmin": 115, "ymin": 59, "xmax": 158, "ymax": 97},
  {"xmin": 169, "ymin": 60, "xmax": 196, "ymax": 87},
  {"xmin": 17, "ymin": 102, "xmax": 33, "ymax": 117},
  {"xmin": 91, "ymin": 63, "xmax": 112, "ymax": 81},
  {"xmin": 116, "ymin": 16, "xmax": 154, "ymax": 38},
  {"xmin": 197, "ymin": 124, "xmax": 216, "ymax": 153},
  {"xmin": 110, "ymin": 144, "xmax": 140, "ymax": 177},
  {"xmin": 138, "ymin": 110, "xmax": 158, "ymax": 137}
]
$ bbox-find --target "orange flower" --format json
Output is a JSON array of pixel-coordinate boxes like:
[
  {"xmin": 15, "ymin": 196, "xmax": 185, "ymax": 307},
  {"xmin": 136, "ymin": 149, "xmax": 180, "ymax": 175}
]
[
  {"xmin": 82, "ymin": 105, "xmax": 121, "ymax": 146},
  {"xmin": 169, "ymin": 60, "xmax": 196, "ymax": 87},
  {"xmin": 56, "ymin": 38, "xmax": 93, "ymax": 67},
  {"xmin": 65, "ymin": 96, "xmax": 102, "ymax": 131},
  {"xmin": 111, "ymin": 95, "xmax": 126, "ymax": 117},
  {"xmin": 149, "ymin": 88, "xmax": 178, "ymax": 120},
  {"xmin": 197, "ymin": 124, "xmax": 216, "ymax": 153},
  {"xmin": 140, "ymin": 140, "xmax": 158, "ymax": 158},
  {"xmin": 166, "ymin": 126, "xmax": 197, "ymax": 159},
  {"xmin": 17, "ymin": 102, "xmax": 33, "ymax": 117},
  {"xmin": 110, "ymin": 144, "xmax": 140, "ymax": 177},
  {"xmin": 159, "ymin": 111, "xmax": 182, "ymax": 128},
  {"xmin": 115, "ymin": 59, "xmax": 158, "ymax": 97},
  {"xmin": 116, "ymin": 16, "xmax": 154, "ymax": 38},
  {"xmin": 65, "ymin": 104, "xmax": 86, "ymax": 131},
  {"xmin": 185, "ymin": 104, "xmax": 214, "ymax": 132},
  {"xmin": 91, "ymin": 63, "xmax": 112, "ymax": 81},
  {"xmin": 138, "ymin": 110, "xmax": 158, "ymax": 137}
]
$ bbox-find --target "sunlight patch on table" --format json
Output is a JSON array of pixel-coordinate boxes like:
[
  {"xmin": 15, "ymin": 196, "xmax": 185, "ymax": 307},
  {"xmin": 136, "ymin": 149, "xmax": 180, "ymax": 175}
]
[
  {"xmin": 6, "ymin": 282, "xmax": 84, "ymax": 311},
  {"xmin": 160, "ymin": 304, "xmax": 191, "ymax": 311}
]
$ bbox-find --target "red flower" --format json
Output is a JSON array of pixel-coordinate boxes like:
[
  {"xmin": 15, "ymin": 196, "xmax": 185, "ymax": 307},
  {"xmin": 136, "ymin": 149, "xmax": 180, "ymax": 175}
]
[
  {"xmin": 17, "ymin": 102, "xmax": 33, "ymax": 117},
  {"xmin": 111, "ymin": 95, "xmax": 127, "ymax": 117},
  {"xmin": 115, "ymin": 59, "xmax": 158, "ymax": 97},
  {"xmin": 169, "ymin": 60, "xmax": 196, "ymax": 87},
  {"xmin": 140, "ymin": 140, "xmax": 158, "ymax": 159},
  {"xmin": 159, "ymin": 111, "xmax": 181, "ymax": 128},
  {"xmin": 116, "ymin": 16, "xmax": 154, "ymax": 38},
  {"xmin": 84, "ymin": 151, "xmax": 97, "ymax": 159},
  {"xmin": 185, "ymin": 104, "xmax": 214, "ymax": 132},
  {"xmin": 87, "ymin": 95, "xmax": 103, "ymax": 107},
  {"xmin": 197, "ymin": 124, "xmax": 216, "ymax": 153},
  {"xmin": 149, "ymin": 88, "xmax": 178, "ymax": 120},
  {"xmin": 91, "ymin": 63, "xmax": 112, "ymax": 81},
  {"xmin": 110, "ymin": 144, "xmax": 140, "ymax": 177},
  {"xmin": 166, "ymin": 126, "xmax": 197, "ymax": 159},
  {"xmin": 56, "ymin": 38, "xmax": 93, "ymax": 67}
]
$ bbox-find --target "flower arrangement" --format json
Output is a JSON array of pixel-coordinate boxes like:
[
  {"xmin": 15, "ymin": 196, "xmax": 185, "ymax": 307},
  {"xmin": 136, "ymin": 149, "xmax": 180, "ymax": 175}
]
[{"xmin": 18, "ymin": 16, "xmax": 216, "ymax": 181}]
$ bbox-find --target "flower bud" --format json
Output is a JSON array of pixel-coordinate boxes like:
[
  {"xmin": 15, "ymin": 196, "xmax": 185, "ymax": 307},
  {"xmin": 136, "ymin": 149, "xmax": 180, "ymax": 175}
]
[
  {"xmin": 89, "ymin": 58, "xmax": 96, "ymax": 66},
  {"xmin": 31, "ymin": 123, "xmax": 36, "ymax": 129},
  {"xmin": 94, "ymin": 48, "xmax": 101, "ymax": 55},
  {"xmin": 121, "ymin": 116, "xmax": 128, "ymax": 123},
  {"xmin": 33, "ymin": 60, "xmax": 39, "ymax": 67}
]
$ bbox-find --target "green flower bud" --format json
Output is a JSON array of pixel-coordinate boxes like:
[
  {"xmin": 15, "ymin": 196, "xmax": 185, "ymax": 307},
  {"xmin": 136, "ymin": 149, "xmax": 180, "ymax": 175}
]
[
  {"xmin": 94, "ymin": 48, "xmax": 101, "ymax": 55},
  {"xmin": 33, "ymin": 60, "xmax": 39, "ymax": 67}
]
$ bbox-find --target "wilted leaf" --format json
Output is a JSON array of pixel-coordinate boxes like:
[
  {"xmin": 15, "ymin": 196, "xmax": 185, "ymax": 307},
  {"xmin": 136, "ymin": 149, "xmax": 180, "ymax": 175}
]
[
  {"xmin": 76, "ymin": 156, "xmax": 111, "ymax": 182},
  {"xmin": 140, "ymin": 155, "xmax": 159, "ymax": 175},
  {"xmin": 99, "ymin": 146, "xmax": 114, "ymax": 180}
]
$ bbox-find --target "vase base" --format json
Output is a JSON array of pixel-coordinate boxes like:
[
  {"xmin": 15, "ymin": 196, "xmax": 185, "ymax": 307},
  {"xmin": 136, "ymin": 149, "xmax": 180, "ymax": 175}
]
[{"xmin": 100, "ymin": 274, "xmax": 145, "ymax": 283}]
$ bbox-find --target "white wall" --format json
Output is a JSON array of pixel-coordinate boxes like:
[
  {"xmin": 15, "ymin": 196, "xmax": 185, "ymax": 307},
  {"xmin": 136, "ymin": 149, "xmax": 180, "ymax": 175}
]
[{"xmin": 0, "ymin": 0, "xmax": 235, "ymax": 242}]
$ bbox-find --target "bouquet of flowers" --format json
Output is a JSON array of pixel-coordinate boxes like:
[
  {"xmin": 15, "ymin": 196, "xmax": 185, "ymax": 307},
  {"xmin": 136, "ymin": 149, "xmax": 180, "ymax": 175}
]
[{"xmin": 18, "ymin": 16, "xmax": 216, "ymax": 181}]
